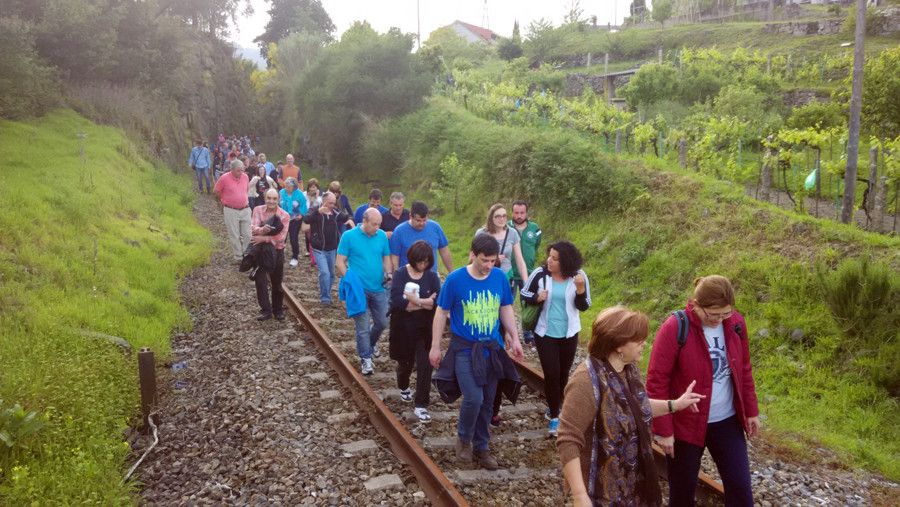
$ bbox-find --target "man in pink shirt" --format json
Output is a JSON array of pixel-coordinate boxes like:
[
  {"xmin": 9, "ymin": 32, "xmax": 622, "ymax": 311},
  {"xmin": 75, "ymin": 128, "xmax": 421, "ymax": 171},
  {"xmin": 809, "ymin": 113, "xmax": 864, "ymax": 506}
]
[
  {"xmin": 250, "ymin": 189, "xmax": 290, "ymax": 320},
  {"xmin": 214, "ymin": 159, "xmax": 252, "ymax": 261}
]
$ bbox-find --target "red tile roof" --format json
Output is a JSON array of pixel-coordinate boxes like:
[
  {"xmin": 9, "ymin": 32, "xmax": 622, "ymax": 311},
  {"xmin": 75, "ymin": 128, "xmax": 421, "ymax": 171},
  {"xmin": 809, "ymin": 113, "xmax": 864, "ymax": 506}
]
[{"xmin": 453, "ymin": 20, "xmax": 498, "ymax": 42}]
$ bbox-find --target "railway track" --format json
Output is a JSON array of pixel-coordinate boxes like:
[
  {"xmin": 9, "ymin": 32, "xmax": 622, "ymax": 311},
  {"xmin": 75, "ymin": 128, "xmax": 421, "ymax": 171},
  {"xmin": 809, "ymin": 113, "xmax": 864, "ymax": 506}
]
[{"xmin": 281, "ymin": 263, "xmax": 725, "ymax": 506}]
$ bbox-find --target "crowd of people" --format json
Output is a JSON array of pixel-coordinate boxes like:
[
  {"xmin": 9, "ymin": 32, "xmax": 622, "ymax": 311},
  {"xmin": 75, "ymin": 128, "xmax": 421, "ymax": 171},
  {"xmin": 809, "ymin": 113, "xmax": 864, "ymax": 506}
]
[{"xmin": 199, "ymin": 137, "xmax": 761, "ymax": 506}]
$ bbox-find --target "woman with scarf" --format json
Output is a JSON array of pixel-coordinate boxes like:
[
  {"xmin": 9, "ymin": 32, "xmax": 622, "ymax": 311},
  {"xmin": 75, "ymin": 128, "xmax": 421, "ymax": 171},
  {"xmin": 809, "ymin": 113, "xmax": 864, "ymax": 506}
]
[{"xmin": 557, "ymin": 306, "xmax": 704, "ymax": 506}]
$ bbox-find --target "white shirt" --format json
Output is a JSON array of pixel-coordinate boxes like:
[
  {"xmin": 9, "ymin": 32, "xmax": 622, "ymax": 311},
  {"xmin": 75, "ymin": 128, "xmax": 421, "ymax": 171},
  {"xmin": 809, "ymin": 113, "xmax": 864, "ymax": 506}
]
[{"xmin": 703, "ymin": 323, "xmax": 736, "ymax": 423}]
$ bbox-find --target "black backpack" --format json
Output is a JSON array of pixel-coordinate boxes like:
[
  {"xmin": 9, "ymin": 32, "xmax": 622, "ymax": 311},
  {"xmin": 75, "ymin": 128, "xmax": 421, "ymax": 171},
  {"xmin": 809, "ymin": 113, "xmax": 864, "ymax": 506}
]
[{"xmin": 671, "ymin": 309, "xmax": 744, "ymax": 358}]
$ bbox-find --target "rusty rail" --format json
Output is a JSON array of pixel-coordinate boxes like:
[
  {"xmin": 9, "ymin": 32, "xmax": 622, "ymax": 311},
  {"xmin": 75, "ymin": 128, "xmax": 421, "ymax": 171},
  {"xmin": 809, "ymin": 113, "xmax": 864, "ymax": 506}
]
[
  {"xmin": 282, "ymin": 285, "xmax": 469, "ymax": 507},
  {"xmin": 512, "ymin": 358, "xmax": 726, "ymax": 502}
]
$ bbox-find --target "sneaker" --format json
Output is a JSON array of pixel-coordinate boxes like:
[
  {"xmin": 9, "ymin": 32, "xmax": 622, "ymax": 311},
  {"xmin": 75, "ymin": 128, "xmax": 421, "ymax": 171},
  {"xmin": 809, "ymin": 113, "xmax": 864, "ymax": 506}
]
[
  {"xmin": 544, "ymin": 408, "xmax": 552, "ymax": 421},
  {"xmin": 361, "ymin": 358, "xmax": 374, "ymax": 376},
  {"xmin": 414, "ymin": 407, "xmax": 431, "ymax": 422},
  {"xmin": 455, "ymin": 438, "xmax": 473, "ymax": 464},
  {"xmin": 474, "ymin": 449, "xmax": 499, "ymax": 470},
  {"xmin": 548, "ymin": 418, "xmax": 560, "ymax": 437},
  {"xmin": 257, "ymin": 312, "xmax": 272, "ymax": 322},
  {"xmin": 490, "ymin": 414, "xmax": 502, "ymax": 427},
  {"xmin": 274, "ymin": 312, "xmax": 285, "ymax": 321},
  {"xmin": 303, "ymin": 251, "xmax": 309, "ymax": 257},
  {"xmin": 372, "ymin": 346, "xmax": 381, "ymax": 358},
  {"xmin": 289, "ymin": 258, "xmax": 299, "ymax": 267}
]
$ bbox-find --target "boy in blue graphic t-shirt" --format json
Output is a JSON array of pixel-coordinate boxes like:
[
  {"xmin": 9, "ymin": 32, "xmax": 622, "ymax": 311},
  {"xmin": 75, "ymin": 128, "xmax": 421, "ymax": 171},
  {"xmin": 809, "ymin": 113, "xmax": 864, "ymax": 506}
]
[{"xmin": 430, "ymin": 234, "xmax": 524, "ymax": 471}]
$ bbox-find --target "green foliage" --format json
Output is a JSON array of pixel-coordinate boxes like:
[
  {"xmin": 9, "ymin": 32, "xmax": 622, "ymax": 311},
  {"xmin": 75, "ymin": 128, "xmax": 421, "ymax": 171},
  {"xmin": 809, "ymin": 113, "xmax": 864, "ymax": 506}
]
[
  {"xmin": 497, "ymin": 37, "xmax": 524, "ymax": 61},
  {"xmin": 296, "ymin": 22, "xmax": 431, "ymax": 173},
  {"xmin": 0, "ymin": 111, "xmax": 211, "ymax": 502},
  {"xmin": 843, "ymin": 6, "xmax": 889, "ymax": 37},
  {"xmin": 430, "ymin": 153, "xmax": 484, "ymax": 213},
  {"xmin": 786, "ymin": 102, "xmax": 846, "ymax": 131},
  {"xmin": 0, "ymin": 17, "xmax": 59, "ymax": 119},
  {"xmin": 0, "ymin": 401, "xmax": 47, "ymax": 477},
  {"xmin": 423, "ymin": 26, "xmax": 494, "ymax": 69},
  {"xmin": 651, "ymin": 0, "xmax": 674, "ymax": 27},
  {"xmin": 253, "ymin": 0, "xmax": 335, "ymax": 64},
  {"xmin": 859, "ymin": 47, "xmax": 900, "ymax": 140},
  {"xmin": 621, "ymin": 63, "xmax": 679, "ymax": 110}
]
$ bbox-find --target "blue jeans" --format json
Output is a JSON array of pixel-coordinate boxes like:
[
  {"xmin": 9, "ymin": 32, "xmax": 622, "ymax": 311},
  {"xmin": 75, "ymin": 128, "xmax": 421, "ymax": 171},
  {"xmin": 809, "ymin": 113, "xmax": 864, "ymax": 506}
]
[
  {"xmin": 455, "ymin": 348, "xmax": 498, "ymax": 451},
  {"xmin": 194, "ymin": 167, "xmax": 211, "ymax": 191},
  {"xmin": 352, "ymin": 289, "xmax": 388, "ymax": 359},
  {"xmin": 312, "ymin": 249, "xmax": 337, "ymax": 303},
  {"xmin": 667, "ymin": 415, "xmax": 753, "ymax": 507}
]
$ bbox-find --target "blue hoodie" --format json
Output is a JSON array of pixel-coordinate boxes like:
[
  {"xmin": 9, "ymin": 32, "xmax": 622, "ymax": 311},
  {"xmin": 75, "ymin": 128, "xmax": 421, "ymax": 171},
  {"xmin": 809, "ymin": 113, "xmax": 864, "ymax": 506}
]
[{"xmin": 279, "ymin": 189, "xmax": 307, "ymax": 219}]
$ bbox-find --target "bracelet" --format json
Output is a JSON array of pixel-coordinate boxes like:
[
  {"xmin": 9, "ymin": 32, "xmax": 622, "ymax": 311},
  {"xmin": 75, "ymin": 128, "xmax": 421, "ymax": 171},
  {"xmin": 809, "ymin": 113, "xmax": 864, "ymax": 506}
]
[{"xmin": 668, "ymin": 400, "xmax": 675, "ymax": 413}]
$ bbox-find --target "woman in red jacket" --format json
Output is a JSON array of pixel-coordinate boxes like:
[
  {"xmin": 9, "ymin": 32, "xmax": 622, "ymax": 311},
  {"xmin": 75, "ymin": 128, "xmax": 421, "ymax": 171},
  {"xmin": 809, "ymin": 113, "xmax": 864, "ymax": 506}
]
[{"xmin": 646, "ymin": 275, "xmax": 760, "ymax": 507}]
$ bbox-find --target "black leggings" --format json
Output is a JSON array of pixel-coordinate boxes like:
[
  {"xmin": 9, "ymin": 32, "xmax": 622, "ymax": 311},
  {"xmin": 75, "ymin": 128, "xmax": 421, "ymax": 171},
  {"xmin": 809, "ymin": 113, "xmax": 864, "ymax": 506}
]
[
  {"xmin": 534, "ymin": 334, "xmax": 579, "ymax": 418},
  {"xmin": 395, "ymin": 337, "xmax": 433, "ymax": 408},
  {"xmin": 288, "ymin": 220, "xmax": 301, "ymax": 260}
]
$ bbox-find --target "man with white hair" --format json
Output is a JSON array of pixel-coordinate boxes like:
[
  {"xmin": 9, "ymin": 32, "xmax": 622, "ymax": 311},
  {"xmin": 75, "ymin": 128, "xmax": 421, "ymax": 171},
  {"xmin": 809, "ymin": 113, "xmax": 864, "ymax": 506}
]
[
  {"xmin": 214, "ymin": 159, "xmax": 252, "ymax": 261},
  {"xmin": 336, "ymin": 208, "xmax": 392, "ymax": 375}
]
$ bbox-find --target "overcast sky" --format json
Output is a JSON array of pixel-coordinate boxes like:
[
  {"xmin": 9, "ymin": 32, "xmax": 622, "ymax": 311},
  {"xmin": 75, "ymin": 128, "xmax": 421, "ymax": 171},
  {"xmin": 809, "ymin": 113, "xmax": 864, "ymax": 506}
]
[{"xmin": 230, "ymin": 0, "xmax": 631, "ymax": 49}]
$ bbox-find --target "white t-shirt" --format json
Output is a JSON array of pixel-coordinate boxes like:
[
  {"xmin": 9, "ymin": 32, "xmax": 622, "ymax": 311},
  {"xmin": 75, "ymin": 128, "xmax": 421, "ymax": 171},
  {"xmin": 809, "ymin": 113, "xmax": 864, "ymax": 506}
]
[{"xmin": 703, "ymin": 323, "xmax": 736, "ymax": 423}]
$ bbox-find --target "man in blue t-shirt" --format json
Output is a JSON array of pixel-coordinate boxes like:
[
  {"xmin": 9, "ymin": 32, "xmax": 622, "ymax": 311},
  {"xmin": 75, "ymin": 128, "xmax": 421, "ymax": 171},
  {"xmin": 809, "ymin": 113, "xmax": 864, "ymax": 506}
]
[
  {"xmin": 430, "ymin": 234, "xmax": 524, "ymax": 469},
  {"xmin": 353, "ymin": 188, "xmax": 388, "ymax": 224},
  {"xmin": 336, "ymin": 208, "xmax": 392, "ymax": 376},
  {"xmin": 390, "ymin": 201, "xmax": 454, "ymax": 274},
  {"xmin": 188, "ymin": 139, "xmax": 212, "ymax": 193}
]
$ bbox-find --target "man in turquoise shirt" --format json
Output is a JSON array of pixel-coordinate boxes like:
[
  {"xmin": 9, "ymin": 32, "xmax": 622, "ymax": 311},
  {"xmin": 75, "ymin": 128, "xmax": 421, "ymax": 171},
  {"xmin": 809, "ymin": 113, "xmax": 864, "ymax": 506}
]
[
  {"xmin": 336, "ymin": 208, "xmax": 392, "ymax": 375},
  {"xmin": 510, "ymin": 200, "xmax": 542, "ymax": 343}
]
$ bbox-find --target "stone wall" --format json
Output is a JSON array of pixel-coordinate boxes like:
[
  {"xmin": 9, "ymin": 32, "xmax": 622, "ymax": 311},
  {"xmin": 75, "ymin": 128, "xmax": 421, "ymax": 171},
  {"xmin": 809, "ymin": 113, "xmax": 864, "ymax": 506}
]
[
  {"xmin": 564, "ymin": 74, "xmax": 606, "ymax": 97},
  {"xmin": 763, "ymin": 18, "xmax": 844, "ymax": 36}
]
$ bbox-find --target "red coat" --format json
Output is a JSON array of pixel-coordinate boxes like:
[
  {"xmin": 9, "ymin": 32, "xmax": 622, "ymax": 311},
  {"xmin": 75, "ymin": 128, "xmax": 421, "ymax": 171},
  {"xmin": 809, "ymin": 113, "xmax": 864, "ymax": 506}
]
[{"xmin": 645, "ymin": 302, "xmax": 759, "ymax": 447}]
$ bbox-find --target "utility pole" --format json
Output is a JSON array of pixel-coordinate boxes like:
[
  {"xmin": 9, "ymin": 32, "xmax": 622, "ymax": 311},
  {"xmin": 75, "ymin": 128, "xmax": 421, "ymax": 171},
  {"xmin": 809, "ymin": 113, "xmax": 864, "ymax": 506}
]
[
  {"xmin": 842, "ymin": 0, "xmax": 867, "ymax": 224},
  {"xmin": 416, "ymin": 0, "xmax": 421, "ymax": 50}
]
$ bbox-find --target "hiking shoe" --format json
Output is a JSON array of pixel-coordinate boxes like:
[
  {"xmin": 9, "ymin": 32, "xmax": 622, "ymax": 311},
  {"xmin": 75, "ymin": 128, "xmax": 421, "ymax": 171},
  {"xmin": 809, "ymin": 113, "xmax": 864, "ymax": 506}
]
[
  {"xmin": 399, "ymin": 388, "xmax": 413, "ymax": 402},
  {"xmin": 361, "ymin": 358, "xmax": 374, "ymax": 376},
  {"xmin": 274, "ymin": 312, "xmax": 285, "ymax": 321},
  {"xmin": 257, "ymin": 312, "xmax": 272, "ymax": 322},
  {"xmin": 414, "ymin": 407, "xmax": 432, "ymax": 422},
  {"xmin": 490, "ymin": 414, "xmax": 502, "ymax": 427},
  {"xmin": 289, "ymin": 258, "xmax": 299, "ymax": 267},
  {"xmin": 474, "ymin": 449, "xmax": 499, "ymax": 470},
  {"xmin": 548, "ymin": 418, "xmax": 560, "ymax": 437},
  {"xmin": 455, "ymin": 438, "xmax": 473, "ymax": 463}
]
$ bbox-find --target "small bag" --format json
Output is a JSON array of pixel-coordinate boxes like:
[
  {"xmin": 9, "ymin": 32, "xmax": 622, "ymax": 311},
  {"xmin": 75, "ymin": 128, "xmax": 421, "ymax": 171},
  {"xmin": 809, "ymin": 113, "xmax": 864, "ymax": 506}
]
[{"xmin": 521, "ymin": 302, "xmax": 541, "ymax": 332}]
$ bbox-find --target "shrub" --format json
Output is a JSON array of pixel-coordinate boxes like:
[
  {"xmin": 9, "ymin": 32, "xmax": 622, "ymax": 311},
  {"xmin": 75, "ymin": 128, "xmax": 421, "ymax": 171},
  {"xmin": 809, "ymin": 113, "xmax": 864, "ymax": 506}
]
[
  {"xmin": 786, "ymin": 102, "xmax": 846, "ymax": 131},
  {"xmin": 0, "ymin": 17, "xmax": 59, "ymax": 119},
  {"xmin": 817, "ymin": 257, "xmax": 899, "ymax": 356}
]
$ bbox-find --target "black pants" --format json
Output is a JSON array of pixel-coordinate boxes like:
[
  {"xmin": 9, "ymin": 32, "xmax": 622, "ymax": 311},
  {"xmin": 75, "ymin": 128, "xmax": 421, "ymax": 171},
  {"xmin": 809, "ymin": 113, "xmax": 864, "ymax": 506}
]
[
  {"xmin": 288, "ymin": 220, "xmax": 301, "ymax": 260},
  {"xmin": 667, "ymin": 415, "xmax": 753, "ymax": 507},
  {"xmin": 534, "ymin": 334, "xmax": 579, "ymax": 418},
  {"xmin": 395, "ymin": 337, "xmax": 432, "ymax": 408},
  {"xmin": 255, "ymin": 249, "xmax": 284, "ymax": 315}
]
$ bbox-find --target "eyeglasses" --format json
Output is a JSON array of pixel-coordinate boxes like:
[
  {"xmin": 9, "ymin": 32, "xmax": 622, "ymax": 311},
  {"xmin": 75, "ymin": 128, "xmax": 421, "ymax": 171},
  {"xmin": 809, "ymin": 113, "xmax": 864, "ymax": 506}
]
[
  {"xmin": 700, "ymin": 307, "xmax": 733, "ymax": 321},
  {"xmin": 494, "ymin": 214, "xmax": 507, "ymax": 219}
]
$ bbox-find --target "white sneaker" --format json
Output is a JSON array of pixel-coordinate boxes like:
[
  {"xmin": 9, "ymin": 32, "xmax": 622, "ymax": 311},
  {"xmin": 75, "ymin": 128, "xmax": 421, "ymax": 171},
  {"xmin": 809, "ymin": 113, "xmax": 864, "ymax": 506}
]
[
  {"xmin": 361, "ymin": 358, "xmax": 374, "ymax": 376},
  {"xmin": 399, "ymin": 388, "xmax": 413, "ymax": 402},
  {"xmin": 414, "ymin": 407, "xmax": 432, "ymax": 422},
  {"xmin": 289, "ymin": 258, "xmax": 299, "ymax": 267}
]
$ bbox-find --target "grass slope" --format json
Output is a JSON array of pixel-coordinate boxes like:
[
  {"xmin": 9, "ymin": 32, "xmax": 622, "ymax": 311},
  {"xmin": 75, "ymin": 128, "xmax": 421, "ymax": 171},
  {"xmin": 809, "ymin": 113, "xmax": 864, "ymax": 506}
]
[
  {"xmin": 359, "ymin": 98, "xmax": 900, "ymax": 479},
  {"xmin": 0, "ymin": 110, "xmax": 211, "ymax": 502}
]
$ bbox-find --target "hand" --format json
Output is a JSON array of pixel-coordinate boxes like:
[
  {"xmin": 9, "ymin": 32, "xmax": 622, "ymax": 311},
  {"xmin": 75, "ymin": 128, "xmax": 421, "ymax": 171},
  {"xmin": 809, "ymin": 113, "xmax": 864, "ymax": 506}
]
[
  {"xmin": 572, "ymin": 492, "xmax": 592, "ymax": 507},
  {"xmin": 573, "ymin": 274, "xmax": 586, "ymax": 291},
  {"xmin": 250, "ymin": 235, "xmax": 266, "ymax": 245},
  {"xmin": 655, "ymin": 435, "xmax": 675, "ymax": 458},
  {"xmin": 536, "ymin": 289, "xmax": 548, "ymax": 303},
  {"xmin": 747, "ymin": 416, "xmax": 761, "ymax": 439},
  {"xmin": 428, "ymin": 347, "xmax": 442, "ymax": 369},
  {"xmin": 498, "ymin": 254, "xmax": 506, "ymax": 262},
  {"xmin": 675, "ymin": 380, "xmax": 705, "ymax": 413},
  {"xmin": 508, "ymin": 339, "xmax": 524, "ymax": 362}
]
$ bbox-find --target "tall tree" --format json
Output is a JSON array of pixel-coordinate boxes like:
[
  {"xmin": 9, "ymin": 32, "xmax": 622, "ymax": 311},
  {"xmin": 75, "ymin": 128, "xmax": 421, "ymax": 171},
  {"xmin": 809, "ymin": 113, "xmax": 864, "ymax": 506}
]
[
  {"xmin": 254, "ymin": 0, "xmax": 335, "ymax": 64},
  {"xmin": 841, "ymin": 0, "xmax": 866, "ymax": 224},
  {"xmin": 652, "ymin": 0, "xmax": 674, "ymax": 28}
]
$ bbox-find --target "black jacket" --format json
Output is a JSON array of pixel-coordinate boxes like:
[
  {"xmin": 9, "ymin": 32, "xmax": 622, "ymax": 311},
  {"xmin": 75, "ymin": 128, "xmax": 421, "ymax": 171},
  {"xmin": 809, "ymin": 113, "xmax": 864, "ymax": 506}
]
[{"xmin": 433, "ymin": 334, "xmax": 522, "ymax": 404}]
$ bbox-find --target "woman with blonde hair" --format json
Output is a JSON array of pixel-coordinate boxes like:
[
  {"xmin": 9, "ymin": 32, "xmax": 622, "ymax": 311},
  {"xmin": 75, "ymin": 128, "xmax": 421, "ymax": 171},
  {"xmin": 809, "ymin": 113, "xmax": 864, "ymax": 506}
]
[
  {"xmin": 646, "ymin": 275, "xmax": 759, "ymax": 506},
  {"xmin": 558, "ymin": 306, "xmax": 704, "ymax": 507}
]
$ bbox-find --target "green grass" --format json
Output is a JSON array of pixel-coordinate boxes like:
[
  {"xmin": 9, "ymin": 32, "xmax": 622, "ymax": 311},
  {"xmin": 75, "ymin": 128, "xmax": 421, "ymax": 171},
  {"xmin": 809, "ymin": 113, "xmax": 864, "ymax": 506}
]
[
  {"xmin": 0, "ymin": 110, "xmax": 212, "ymax": 502},
  {"xmin": 360, "ymin": 99, "xmax": 900, "ymax": 480}
]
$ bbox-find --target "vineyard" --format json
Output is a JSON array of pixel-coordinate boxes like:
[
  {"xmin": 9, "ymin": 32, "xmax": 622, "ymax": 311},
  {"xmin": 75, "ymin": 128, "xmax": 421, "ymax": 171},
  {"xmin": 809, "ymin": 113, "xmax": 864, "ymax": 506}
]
[{"xmin": 440, "ymin": 46, "xmax": 900, "ymax": 231}]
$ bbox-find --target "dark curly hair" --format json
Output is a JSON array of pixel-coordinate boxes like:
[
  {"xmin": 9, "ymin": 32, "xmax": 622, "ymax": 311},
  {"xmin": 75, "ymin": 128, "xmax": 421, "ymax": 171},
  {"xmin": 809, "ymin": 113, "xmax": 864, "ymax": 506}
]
[{"xmin": 544, "ymin": 241, "xmax": 583, "ymax": 278}]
